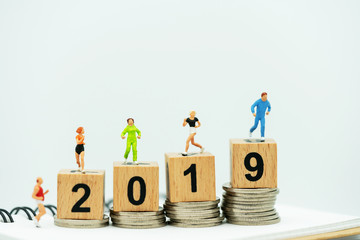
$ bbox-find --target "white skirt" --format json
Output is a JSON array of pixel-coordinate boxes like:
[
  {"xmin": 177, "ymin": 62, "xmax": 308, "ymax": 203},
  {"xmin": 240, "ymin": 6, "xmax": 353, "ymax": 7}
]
[{"xmin": 189, "ymin": 127, "xmax": 196, "ymax": 134}]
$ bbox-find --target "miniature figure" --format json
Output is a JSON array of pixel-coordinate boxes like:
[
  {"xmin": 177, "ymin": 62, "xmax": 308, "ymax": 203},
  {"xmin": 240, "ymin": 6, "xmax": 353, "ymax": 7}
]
[
  {"xmin": 249, "ymin": 92, "xmax": 271, "ymax": 142},
  {"xmin": 182, "ymin": 110, "xmax": 205, "ymax": 156},
  {"xmin": 121, "ymin": 118, "xmax": 141, "ymax": 164},
  {"xmin": 75, "ymin": 127, "xmax": 85, "ymax": 173},
  {"xmin": 32, "ymin": 177, "xmax": 49, "ymax": 227}
]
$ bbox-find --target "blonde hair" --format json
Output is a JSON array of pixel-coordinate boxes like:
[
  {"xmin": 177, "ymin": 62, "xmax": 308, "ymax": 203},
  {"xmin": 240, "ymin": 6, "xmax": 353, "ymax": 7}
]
[{"xmin": 189, "ymin": 110, "xmax": 196, "ymax": 115}]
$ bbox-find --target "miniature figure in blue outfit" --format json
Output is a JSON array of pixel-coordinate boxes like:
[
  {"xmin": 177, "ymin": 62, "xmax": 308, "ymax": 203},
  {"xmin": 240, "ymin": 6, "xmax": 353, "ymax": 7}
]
[{"xmin": 249, "ymin": 92, "xmax": 271, "ymax": 141}]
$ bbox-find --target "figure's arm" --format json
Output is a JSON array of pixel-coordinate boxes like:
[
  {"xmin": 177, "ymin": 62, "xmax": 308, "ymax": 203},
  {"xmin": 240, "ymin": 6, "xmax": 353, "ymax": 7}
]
[
  {"xmin": 44, "ymin": 190, "xmax": 49, "ymax": 195},
  {"xmin": 182, "ymin": 118, "xmax": 187, "ymax": 127},
  {"xmin": 195, "ymin": 121, "xmax": 201, "ymax": 128},
  {"xmin": 136, "ymin": 128, "xmax": 141, "ymax": 139},
  {"xmin": 121, "ymin": 127, "xmax": 128, "ymax": 139},
  {"xmin": 251, "ymin": 100, "xmax": 258, "ymax": 117},
  {"xmin": 32, "ymin": 186, "xmax": 41, "ymax": 200},
  {"xmin": 266, "ymin": 102, "xmax": 271, "ymax": 115}
]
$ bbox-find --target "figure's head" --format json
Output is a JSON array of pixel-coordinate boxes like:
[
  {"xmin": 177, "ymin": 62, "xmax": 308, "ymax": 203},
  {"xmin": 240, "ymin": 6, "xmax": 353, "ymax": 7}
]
[
  {"xmin": 189, "ymin": 110, "xmax": 196, "ymax": 118},
  {"xmin": 36, "ymin": 177, "xmax": 43, "ymax": 185},
  {"xmin": 261, "ymin": 92, "xmax": 268, "ymax": 101},
  {"xmin": 76, "ymin": 127, "xmax": 84, "ymax": 134},
  {"xmin": 127, "ymin": 118, "xmax": 134, "ymax": 126}
]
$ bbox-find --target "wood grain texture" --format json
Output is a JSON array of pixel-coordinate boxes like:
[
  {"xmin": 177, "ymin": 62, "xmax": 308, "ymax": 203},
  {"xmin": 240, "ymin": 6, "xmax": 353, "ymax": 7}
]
[
  {"xmin": 113, "ymin": 161, "xmax": 159, "ymax": 212},
  {"xmin": 290, "ymin": 227, "xmax": 360, "ymax": 240},
  {"xmin": 230, "ymin": 139, "xmax": 277, "ymax": 188},
  {"xmin": 57, "ymin": 169, "xmax": 105, "ymax": 220},
  {"xmin": 165, "ymin": 152, "xmax": 216, "ymax": 203}
]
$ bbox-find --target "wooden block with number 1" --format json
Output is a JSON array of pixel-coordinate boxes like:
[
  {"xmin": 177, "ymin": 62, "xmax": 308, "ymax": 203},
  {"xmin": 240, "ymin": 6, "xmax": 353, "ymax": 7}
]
[
  {"xmin": 113, "ymin": 161, "xmax": 159, "ymax": 212},
  {"xmin": 165, "ymin": 152, "xmax": 216, "ymax": 202},
  {"xmin": 57, "ymin": 169, "xmax": 105, "ymax": 220},
  {"xmin": 230, "ymin": 138, "xmax": 277, "ymax": 188}
]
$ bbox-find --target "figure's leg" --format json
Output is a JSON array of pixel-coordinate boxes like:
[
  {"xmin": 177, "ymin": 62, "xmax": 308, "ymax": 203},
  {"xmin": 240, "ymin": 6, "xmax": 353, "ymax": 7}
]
[
  {"xmin": 190, "ymin": 134, "xmax": 202, "ymax": 149},
  {"xmin": 250, "ymin": 117, "xmax": 260, "ymax": 133},
  {"xmin": 36, "ymin": 203, "xmax": 46, "ymax": 221},
  {"xmin": 185, "ymin": 135, "xmax": 192, "ymax": 152},
  {"xmin": 124, "ymin": 140, "xmax": 131, "ymax": 159},
  {"xmin": 75, "ymin": 153, "xmax": 80, "ymax": 167},
  {"xmin": 260, "ymin": 117, "xmax": 266, "ymax": 138},
  {"xmin": 132, "ymin": 141, "xmax": 137, "ymax": 162},
  {"xmin": 80, "ymin": 151, "xmax": 85, "ymax": 171}
]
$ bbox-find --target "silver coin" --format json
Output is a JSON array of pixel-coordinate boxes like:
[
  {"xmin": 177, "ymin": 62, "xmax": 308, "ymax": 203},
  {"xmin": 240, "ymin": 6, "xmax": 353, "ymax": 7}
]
[
  {"xmin": 113, "ymin": 222, "xmax": 167, "ymax": 229},
  {"xmin": 112, "ymin": 217, "xmax": 166, "ymax": 225},
  {"xmin": 164, "ymin": 204, "xmax": 218, "ymax": 211},
  {"xmin": 54, "ymin": 215, "xmax": 109, "ymax": 228},
  {"xmin": 166, "ymin": 212, "xmax": 220, "ymax": 220},
  {"xmin": 222, "ymin": 183, "xmax": 278, "ymax": 194},
  {"xmin": 171, "ymin": 216, "xmax": 224, "ymax": 224},
  {"xmin": 222, "ymin": 197, "xmax": 276, "ymax": 205},
  {"xmin": 110, "ymin": 213, "xmax": 165, "ymax": 221},
  {"xmin": 165, "ymin": 207, "xmax": 219, "ymax": 215},
  {"xmin": 222, "ymin": 202, "xmax": 275, "ymax": 210},
  {"xmin": 165, "ymin": 197, "xmax": 220, "ymax": 207},
  {"xmin": 221, "ymin": 206, "xmax": 274, "ymax": 213},
  {"xmin": 226, "ymin": 213, "xmax": 279, "ymax": 221},
  {"xmin": 110, "ymin": 207, "xmax": 164, "ymax": 216},
  {"xmin": 227, "ymin": 217, "xmax": 281, "ymax": 225},
  {"xmin": 169, "ymin": 221, "xmax": 222, "ymax": 228},
  {"xmin": 223, "ymin": 193, "xmax": 277, "ymax": 201},
  {"xmin": 224, "ymin": 191, "xmax": 279, "ymax": 198},
  {"xmin": 223, "ymin": 209, "xmax": 277, "ymax": 217}
]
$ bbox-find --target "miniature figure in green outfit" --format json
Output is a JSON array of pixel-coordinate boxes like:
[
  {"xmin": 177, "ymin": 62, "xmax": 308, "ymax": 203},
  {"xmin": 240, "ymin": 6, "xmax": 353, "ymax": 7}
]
[{"xmin": 121, "ymin": 118, "xmax": 141, "ymax": 164}]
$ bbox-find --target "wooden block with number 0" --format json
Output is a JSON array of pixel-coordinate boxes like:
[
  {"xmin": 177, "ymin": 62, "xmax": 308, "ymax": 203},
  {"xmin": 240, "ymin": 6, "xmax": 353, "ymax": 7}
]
[
  {"xmin": 230, "ymin": 138, "xmax": 277, "ymax": 188},
  {"xmin": 57, "ymin": 169, "xmax": 105, "ymax": 220},
  {"xmin": 165, "ymin": 152, "xmax": 216, "ymax": 203},
  {"xmin": 113, "ymin": 161, "xmax": 159, "ymax": 212}
]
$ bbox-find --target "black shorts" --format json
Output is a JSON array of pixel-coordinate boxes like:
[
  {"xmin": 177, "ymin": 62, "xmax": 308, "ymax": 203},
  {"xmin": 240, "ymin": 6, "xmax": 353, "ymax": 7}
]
[{"xmin": 75, "ymin": 144, "xmax": 84, "ymax": 154}]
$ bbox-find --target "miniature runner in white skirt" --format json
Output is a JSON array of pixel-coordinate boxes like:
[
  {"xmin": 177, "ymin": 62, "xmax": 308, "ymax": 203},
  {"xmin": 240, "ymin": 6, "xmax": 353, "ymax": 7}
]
[{"xmin": 182, "ymin": 110, "xmax": 205, "ymax": 156}]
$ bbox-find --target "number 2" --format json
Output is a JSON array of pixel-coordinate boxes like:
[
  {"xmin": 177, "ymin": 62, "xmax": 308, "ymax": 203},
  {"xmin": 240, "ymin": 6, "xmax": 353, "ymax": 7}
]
[
  {"xmin": 184, "ymin": 164, "xmax": 197, "ymax": 192},
  {"xmin": 71, "ymin": 184, "xmax": 91, "ymax": 212},
  {"xmin": 244, "ymin": 152, "xmax": 264, "ymax": 182}
]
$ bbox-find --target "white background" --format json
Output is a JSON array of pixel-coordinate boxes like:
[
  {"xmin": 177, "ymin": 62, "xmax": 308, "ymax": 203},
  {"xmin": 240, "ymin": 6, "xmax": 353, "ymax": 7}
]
[{"xmin": 0, "ymin": 0, "xmax": 359, "ymax": 217}]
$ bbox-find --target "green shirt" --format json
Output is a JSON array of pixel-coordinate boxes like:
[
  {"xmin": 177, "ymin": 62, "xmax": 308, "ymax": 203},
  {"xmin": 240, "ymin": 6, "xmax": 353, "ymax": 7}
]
[{"xmin": 121, "ymin": 125, "xmax": 141, "ymax": 141}]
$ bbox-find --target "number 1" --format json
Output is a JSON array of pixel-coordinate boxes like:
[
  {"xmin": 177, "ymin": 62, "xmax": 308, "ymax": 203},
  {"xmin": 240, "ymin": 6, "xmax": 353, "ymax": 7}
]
[{"xmin": 184, "ymin": 164, "xmax": 197, "ymax": 192}]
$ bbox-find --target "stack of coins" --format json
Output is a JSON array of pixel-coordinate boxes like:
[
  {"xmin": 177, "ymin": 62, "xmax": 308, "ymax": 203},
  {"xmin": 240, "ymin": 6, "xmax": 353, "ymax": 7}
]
[
  {"xmin": 221, "ymin": 183, "xmax": 280, "ymax": 225},
  {"xmin": 54, "ymin": 215, "xmax": 109, "ymax": 228},
  {"xmin": 110, "ymin": 207, "xmax": 166, "ymax": 229},
  {"xmin": 164, "ymin": 198, "xmax": 224, "ymax": 228}
]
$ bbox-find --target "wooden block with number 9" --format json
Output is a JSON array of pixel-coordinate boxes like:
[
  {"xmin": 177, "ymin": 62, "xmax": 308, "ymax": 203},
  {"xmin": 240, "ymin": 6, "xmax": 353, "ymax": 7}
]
[
  {"xmin": 230, "ymin": 138, "xmax": 277, "ymax": 188},
  {"xmin": 113, "ymin": 161, "xmax": 159, "ymax": 212},
  {"xmin": 165, "ymin": 152, "xmax": 216, "ymax": 203},
  {"xmin": 57, "ymin": 169, "xmax": 105, "ymax": 220}
]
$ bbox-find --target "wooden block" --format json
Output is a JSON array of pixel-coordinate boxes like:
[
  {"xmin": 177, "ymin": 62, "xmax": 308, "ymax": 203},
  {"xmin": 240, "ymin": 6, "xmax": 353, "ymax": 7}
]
[
  {"xmin": 57, "ymin": 169, "xmax": 105, "ymax": 220},
  {"xmin": 113, "ymin": 161, "xmax": 159, "ymax": 212},
  {"xmin": 165, "ymin": 152, "xmax": 216, "ymax": 203},
  {"xmin": 230, "ymin": 138, "xmax": 277, "ymax": 188}
]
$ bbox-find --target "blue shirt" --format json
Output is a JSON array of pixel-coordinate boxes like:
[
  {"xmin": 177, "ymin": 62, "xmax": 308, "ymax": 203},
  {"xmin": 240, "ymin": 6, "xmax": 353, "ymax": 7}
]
[{"xmin": 251, "ymin": 99, "xmax": 271, "ymax": 118}]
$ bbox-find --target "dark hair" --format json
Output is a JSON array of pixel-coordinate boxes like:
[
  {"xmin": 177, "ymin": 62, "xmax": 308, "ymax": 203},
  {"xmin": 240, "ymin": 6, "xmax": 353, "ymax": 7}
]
[
  {"xmin": 261, "ymin": 92, "xmax": 267, "ymax": 97},
  {"xmin": 127, "ymin": 118, "xmax": 134, "ymax": 123}
]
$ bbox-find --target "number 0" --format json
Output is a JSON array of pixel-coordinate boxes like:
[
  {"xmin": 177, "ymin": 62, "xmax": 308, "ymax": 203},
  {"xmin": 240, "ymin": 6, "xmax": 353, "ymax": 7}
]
[{"xmin": 127, "ymin": 176, "xmax": 146, "ymax": 205}]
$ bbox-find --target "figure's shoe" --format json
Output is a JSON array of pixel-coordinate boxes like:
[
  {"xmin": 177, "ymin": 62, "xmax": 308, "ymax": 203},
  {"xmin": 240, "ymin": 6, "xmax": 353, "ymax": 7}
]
[
  {"xmin": 124, "ymin": 159, "xmax": 128, "ymax": 164},
  {"xmin": 200, "ymin": 147, "xmax": 205, "ymax": 153},
  {"xmin": 182, "ymin": 152, "xmax": 188, "ymax": 156},
  {"xmin": 133, "ymin": 160, "xmax": 139, "ymax": 165},
  {"xmin": 81, "ymin": 169, "xmax": 85, "ymax": 174},
  {"xmin": 33, "ymin": 218, "xmax": 40, "ymax": 228},
  {"xmin": 249, "ymin": 131, "xmax": 253, "ymax": 138},
  {"xmin": 260, "ymin": 137, "xmax": 265, "ymax": 142}
]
